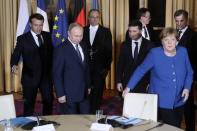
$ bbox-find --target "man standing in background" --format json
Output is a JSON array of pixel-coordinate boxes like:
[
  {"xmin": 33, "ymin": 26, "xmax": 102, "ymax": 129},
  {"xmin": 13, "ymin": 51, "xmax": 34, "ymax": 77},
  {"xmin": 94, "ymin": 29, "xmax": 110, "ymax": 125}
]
[
  {"xmin": 11, "ymin": 13, "xmax": 53, "ymax": 116},
  {"xmin": 116, "ymin": 20, "xmax": 154, "ymax": 95},
  {"xmin": 83, "ymin": 9, "xmax": 112, "ymax": 114},
  {"xmin": 174, "ymin": 9, "xmax": 197, "ymax": 131},
  {"xmin": 126, "ymin": 8, "xmax": 155, "ymax": 42}
]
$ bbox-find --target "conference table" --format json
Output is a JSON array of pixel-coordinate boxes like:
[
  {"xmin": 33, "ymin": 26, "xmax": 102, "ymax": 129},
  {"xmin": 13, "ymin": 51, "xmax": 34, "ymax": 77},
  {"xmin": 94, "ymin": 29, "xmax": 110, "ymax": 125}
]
[{"xmin": 0, "ymin": 115, "xmax": 184, "ymax": 131}]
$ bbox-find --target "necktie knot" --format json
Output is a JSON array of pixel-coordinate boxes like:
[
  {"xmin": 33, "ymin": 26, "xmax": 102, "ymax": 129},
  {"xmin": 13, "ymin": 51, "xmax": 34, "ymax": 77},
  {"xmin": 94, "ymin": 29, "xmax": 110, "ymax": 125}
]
[
  {"xmin": 178, "ymin": 30, "xmax": 182, "ymax": 40},
  {"xmin": 135, "ymin": 42, "xmax": 138, "ymax": 46}
]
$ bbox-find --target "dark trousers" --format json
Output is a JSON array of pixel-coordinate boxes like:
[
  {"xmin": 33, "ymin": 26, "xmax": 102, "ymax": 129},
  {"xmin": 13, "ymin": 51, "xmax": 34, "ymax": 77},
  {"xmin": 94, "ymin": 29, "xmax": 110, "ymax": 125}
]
[
  {"xmin": 90, "ymin": 73, "xmax": 105, "ymax": 114},
  {"xmin": 59, "ymin": 99, "xmax": 90, "ymax": 114},
  {"xmin": 23, "ymin": 84, "xmax": 53, "ymax": 116},
  {"xmin": 184, "ymin": 86, "xmax": 195, "ymax": 131},
  {"xmin": 158, "ymin": 105, "xmax": 184, "ymax": 128}
]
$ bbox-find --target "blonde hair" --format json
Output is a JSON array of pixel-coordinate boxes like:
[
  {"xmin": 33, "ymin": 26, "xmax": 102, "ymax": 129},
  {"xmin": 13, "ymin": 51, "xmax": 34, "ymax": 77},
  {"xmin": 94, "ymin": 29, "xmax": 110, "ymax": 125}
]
[{"xmin": 160, "ymin": 27, "xmax": 178, "ymax": 40}]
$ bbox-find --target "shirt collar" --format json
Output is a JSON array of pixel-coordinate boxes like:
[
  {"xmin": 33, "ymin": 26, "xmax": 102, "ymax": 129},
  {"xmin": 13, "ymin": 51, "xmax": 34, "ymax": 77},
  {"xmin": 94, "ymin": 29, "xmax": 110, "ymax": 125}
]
[
  {"xmin": 68, "ymin": 37, "xmax": 80, "ymax": 48},
  {"xmin": 89, "ymin": 25, "xmax": 99, "ymax": 30},
  {"xmin": 179, "ymin": 26, "xmax": 188, "ymax": 34},
  {"xmin": 30, "ymin": 30, "xmax": 38, "ymax": 37},
  {"xmin": 132, "ymin": 37, "xmax": 142, "ymax": 45}
]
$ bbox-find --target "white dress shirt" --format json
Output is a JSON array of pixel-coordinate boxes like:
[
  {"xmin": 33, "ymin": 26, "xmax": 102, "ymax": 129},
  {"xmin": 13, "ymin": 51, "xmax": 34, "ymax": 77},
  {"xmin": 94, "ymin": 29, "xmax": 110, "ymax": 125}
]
[
  {"xmin": 68, "ymin": 37, "xmax": 84, "ymax": 61},
  {"xmin": 31, "ymin": 30, "xmax": 42, "ymax": 47},
  {"xmin": 89, "ymin": 25, "xmax": 99, "ymax": 46},
  {"xmin": 131, "ymin": 37, "xmax": 142, "ymax": 58},
  {"xmin": 176, "ymin": 26, "xmax": 188, "ymax": 46},
  {"xmin": 142, "ymin": 25, "xmax": 150, "ymax": 40},
  {"xmin": 178, "ymin": 26, "xmax": 188, "ymax": 40}
]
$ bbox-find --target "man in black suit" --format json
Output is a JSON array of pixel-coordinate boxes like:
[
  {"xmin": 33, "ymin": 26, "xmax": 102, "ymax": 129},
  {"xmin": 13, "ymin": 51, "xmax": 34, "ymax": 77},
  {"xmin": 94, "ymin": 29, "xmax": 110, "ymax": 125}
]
[
  {"xmin": 174, "ymin": 9, "xmax": 197, "ymax": 131},
  {"xmin": 116, "ymin": 20, "xmax": 154, "ymax": 94},
  {"xmin": 53, "ymin": 23, "xmax": 91, "ymax": 114},
  {"xmin": 83, "ymin": 9, "xmax": 112, "ymax": 114},
  {"xmin": 126, "ymin": 8, "xmax": 155, "ymax": 42},
  {"xmin": 11, "ymin": 13, "xmax": 53, "ymax": 116}
]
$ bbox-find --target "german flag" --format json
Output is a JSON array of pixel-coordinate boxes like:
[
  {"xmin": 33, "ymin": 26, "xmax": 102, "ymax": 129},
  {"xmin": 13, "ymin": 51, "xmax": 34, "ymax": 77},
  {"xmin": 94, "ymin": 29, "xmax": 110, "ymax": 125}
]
[{"xmin": 73, "ymin": 0, "xmax": 86, "ymax": 27}]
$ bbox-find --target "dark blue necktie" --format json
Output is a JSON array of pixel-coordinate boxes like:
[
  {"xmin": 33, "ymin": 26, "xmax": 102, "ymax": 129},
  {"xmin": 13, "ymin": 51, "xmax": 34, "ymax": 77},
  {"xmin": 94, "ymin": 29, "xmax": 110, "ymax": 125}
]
[
  {"xmin": 143, "ymin": 26, "xmax": 148, "ymax": 38},
  {"xmin": 178, "ymin": 30, "xmax": 182, "ymax": 41},
  {"xmin": 134, "ymin": 42, "xmax": 138, "ymax": 62},
  {"xmin": 36, "ymin": 34, "xmax": 42, "ymax": 46},
  {"xmin": 75, "ymin": 44, "xmax": 82, "ymax": 61}
]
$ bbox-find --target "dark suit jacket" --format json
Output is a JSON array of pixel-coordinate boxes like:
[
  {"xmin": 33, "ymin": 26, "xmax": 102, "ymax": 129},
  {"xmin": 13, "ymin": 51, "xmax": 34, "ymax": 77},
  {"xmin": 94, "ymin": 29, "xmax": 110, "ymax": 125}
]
[
  {"xmin": 178, "ymin": 27, "xmax": 197, "ymax": 81},
  {"xmin": 125, "ymin": 24, "xmax": 155, "ymax": 42},
  {"xmin": 116, "ymin": 38, "xmax": 154, "ymax": 92},
  {"xmin": 82, "ymin": 25, "xmax": 112, "ymax": 76},
  {"xmin": 52, "ymin": 39, "xmax": 91, "ymax": 103},
  {"xmin": 146, "ymin": 24, "xmax": 155, "ymax": 42},
  {"xmin": 10, "ymin": 31, "xmax": 53, "ymax": 87}
]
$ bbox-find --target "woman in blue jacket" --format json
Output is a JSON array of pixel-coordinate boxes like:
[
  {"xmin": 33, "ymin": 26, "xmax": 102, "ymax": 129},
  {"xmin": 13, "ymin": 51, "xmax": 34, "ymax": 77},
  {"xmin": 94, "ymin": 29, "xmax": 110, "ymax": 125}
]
[{"xmin": 122, "ymin": 27, "xmax": 193, "ymax": 127}]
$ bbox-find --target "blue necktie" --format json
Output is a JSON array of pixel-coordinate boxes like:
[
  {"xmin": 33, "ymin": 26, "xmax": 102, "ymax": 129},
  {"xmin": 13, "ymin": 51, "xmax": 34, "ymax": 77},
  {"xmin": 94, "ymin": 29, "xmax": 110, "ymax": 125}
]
[
  {"xmin": 178, "ymin": 30, "xmax": 182, "ymax": 41},
  {"xmin": 36, "ymin": 34, "xmax": 42, "ymax": 46},
  {"xmin": 75, "ymin": 44, "xmax": 82, "ymax": 61},
  {"xmin": 134, "ymin": 42, "xmax": 138, "ymax": 62}
]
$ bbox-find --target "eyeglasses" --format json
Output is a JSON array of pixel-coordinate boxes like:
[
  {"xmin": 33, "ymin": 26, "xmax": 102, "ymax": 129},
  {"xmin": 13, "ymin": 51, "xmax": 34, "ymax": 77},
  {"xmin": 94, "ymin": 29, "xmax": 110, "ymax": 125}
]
[
  {"xmin": 89, "ymin": 16, "xmax": 100, "ymax": 19},
  {"xmin": 142, "ymin": 15, "xmax": 151, "ymax": 19}
]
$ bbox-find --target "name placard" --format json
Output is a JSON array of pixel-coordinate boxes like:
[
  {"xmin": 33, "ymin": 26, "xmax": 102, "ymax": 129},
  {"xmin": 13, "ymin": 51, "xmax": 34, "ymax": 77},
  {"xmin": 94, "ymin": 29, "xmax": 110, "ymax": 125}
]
[
  {"xmin": 32, "ymin": 124, "xmax": 55, "ymax": 131},
  {"xmin": 90, "ymin": 123, "xmax": 113, "ymax": 131}
]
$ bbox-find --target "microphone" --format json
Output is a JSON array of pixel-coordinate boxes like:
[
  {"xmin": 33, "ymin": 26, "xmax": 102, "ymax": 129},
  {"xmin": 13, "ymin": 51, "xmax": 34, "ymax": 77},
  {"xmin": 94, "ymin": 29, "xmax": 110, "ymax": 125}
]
[
  {"xmin": 36, "ymin": 115, "xmax": 40, "ymax": 126},
  {"xmin": 145, "ymin": 123, "xmax": 164, "ymax": 131},
  {"xmin": 104, "ymin": 115, "xmax": 108, "ymax": 124}
]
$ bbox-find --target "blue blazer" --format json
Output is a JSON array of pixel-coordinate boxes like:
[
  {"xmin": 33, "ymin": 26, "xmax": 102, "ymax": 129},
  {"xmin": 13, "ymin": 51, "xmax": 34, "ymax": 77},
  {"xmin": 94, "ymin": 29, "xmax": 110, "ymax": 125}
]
[
  {"xmin": 127, "ymin": 46, "xmax": 193, "ymax": 109},
  {"xmin": 52, "ymin": 39, "xmax": 91, "ymax": 103}
]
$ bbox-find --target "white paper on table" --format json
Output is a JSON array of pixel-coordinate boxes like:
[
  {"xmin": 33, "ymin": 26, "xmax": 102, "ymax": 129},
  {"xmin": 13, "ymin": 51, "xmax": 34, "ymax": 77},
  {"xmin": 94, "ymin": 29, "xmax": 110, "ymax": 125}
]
[
  {"xmin": 32, "ymin": 124, "xmax": 55, "ymax": 131},
  {"xmin": 90, "ymin": 123, "xmax": 112, "ymax": 131}
]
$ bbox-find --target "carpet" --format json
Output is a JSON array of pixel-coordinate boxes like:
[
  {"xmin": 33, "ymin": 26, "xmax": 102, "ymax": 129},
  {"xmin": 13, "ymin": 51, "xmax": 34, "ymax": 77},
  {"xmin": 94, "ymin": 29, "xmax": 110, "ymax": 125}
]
[{"xmin": 15, "ymin": 96, "xmax": 123, "ymax": 116}]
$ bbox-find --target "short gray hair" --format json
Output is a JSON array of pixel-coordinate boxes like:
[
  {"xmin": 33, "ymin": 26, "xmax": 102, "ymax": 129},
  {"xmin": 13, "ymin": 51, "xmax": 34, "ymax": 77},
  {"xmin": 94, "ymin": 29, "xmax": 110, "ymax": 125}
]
[{"xmin": 68, "ymin": 23, "xmax": 83, "ymax": 32}]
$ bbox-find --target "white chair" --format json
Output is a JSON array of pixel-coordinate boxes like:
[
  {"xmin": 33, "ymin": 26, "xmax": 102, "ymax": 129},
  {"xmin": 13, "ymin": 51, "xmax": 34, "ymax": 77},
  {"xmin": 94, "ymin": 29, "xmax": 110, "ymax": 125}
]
[
  {"xmin": 0, "ymin": 94, "xmax": 16, "ymax": 121},
  {"xmin": 123, "ymin": 93, "xmax": 158, "ymax": 122}
]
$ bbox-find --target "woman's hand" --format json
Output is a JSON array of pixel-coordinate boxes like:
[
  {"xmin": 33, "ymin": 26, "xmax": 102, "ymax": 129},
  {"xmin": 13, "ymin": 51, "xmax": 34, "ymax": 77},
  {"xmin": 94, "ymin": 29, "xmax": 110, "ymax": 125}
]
[
  {"xmin": 122, "ymin": 87, "xmax": 130, "ymax": 98},
  {"xmin": 182, "ymin": 89, "xmax": 189, "ymax": 102}
]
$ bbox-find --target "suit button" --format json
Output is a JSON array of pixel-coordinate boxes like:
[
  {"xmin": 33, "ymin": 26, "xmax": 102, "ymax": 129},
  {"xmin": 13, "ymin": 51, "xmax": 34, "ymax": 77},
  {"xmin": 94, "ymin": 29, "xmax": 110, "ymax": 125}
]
[
  {"xmin": 174, "ymin": 86, "xmax": 176, "ymax": 88},
  {"xmin": 173, "ymin": 79, "xmax": 176, "ymax": 82},
  {"xmin": 172, "ymin": 72, "xmax": 175, "ymax": 75}
]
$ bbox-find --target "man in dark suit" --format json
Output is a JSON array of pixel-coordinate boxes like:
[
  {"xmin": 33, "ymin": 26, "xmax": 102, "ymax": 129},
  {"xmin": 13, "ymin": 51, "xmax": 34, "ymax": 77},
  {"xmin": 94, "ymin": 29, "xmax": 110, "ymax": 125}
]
[
  {"xmin": 174, "ymin": 9, "xmax": 197, "ymax": 131},
  {"xmin": 10, "ymin": 13, "xmax": 53, "ymax": 116},
  {"xmin": 126, "ymin": 8, "xmax": 155, "ymax": 42},
  {"xmin": 53, "ymin": 23, "xmax": 91, "ymax": 114},
  {"xmin": 83, "ymin": 9, "xmax": 112, "ymax": 114},
  {"xmin": 116, "ymin": 20, "xmax": 154, "ymax": 94}
]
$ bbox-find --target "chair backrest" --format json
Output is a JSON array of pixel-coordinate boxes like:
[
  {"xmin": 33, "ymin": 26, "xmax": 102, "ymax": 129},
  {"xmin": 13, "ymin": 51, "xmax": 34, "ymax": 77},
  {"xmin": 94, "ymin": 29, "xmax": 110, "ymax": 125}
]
[
  {"xmin": 123, "ymin": 93, "xmax": 158, "ymax": 122},
  {"xmin": 0, "ymin": 94, "xmax": 16, "ymax": 121}
]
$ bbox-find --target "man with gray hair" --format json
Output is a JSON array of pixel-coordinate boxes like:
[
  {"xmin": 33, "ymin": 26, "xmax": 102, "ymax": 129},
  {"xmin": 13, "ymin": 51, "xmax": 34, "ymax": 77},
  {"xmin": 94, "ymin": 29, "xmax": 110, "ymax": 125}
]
[
  {"xmin": 174, "ymin": 9, "xmax": 197, "ymax": 131},
  {"xmin": 53, "ymin": 23, "xmax": 91, "ymax": 114}
]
